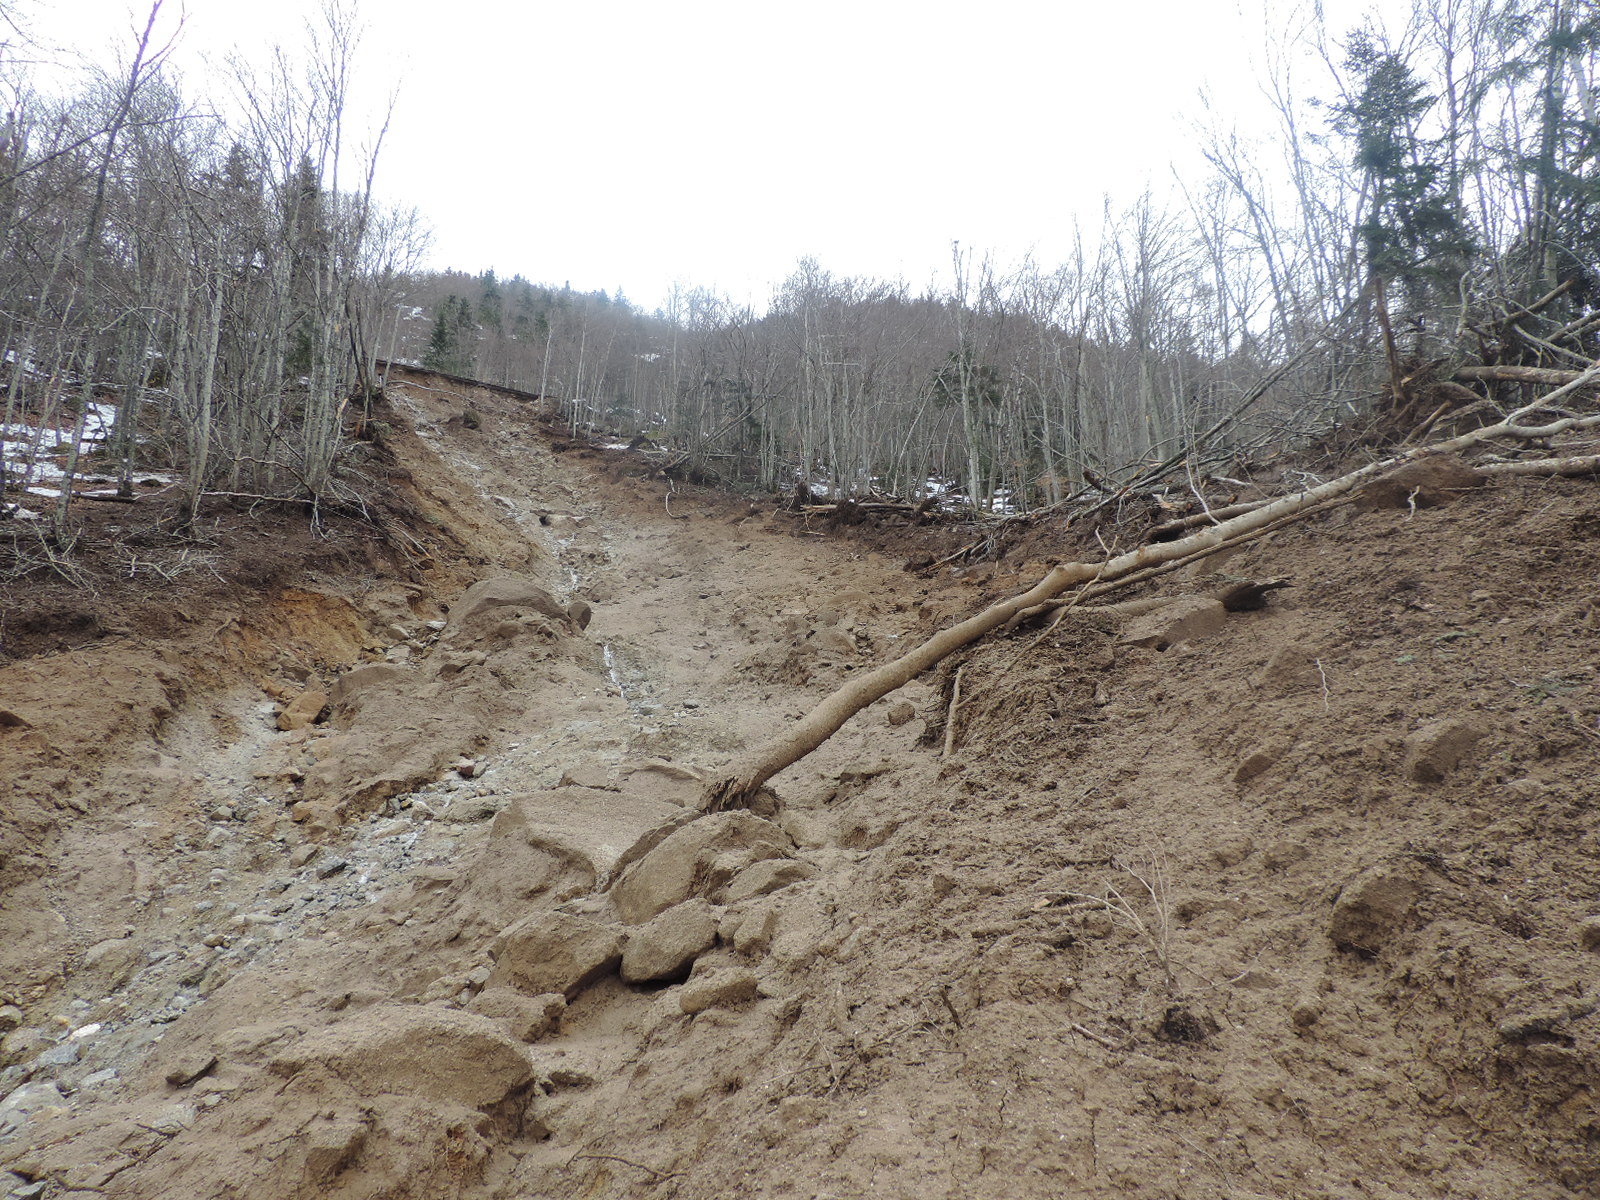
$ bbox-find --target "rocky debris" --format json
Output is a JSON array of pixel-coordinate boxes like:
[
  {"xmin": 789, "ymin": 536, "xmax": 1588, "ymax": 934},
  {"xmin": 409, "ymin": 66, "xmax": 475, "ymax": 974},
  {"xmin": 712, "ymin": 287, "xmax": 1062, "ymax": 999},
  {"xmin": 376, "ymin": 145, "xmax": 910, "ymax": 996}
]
[
  {"xmin": 1, "ymin": 1029, "xmax": 50, "ymax": 1067},
  {"xmin": 288, "ymin": 844, "xmax": 320, "ymax": 869},
  {"xmin": 487, "ymin": 911, "xmax": 623, "ymax": 999},
  {"xmin": 610, "ymin": 812, "xmax": 796, "ymax": 925},
  {"xmin": 1496, "ymin": 998, "xmax": 1599, "ymax": 1044},
  {"xmin": 722, "ymin": 858, "xmax": 818, "ymax": 904},
  {"xmin": 300, "ymin": 1111, "xmax": 370, "ymax": 1183},
  {"xmin": 163, "ymin": 1049, "xmax": 217, "ymax": 1087},
  {"xmin": 329, "ymin": 662, "xmax": 409, "ymax": 708},
  {"xmin": 268, "ymin": 1005, "xmax": 534, "ymax": 1108},
  {"xmin": 474, "ymin": 790, "xmax": 684, "ymax": 907},
  {"xmin": 885, "ymin": 700, "xmax": 916, "ymax": 727},
  {"xmin": 467, "ymin": 988, "xmax": 566, "ymax": 1042},
  {"xmin": 726, "ymin": 901, "xmax": 780, "ymax": 956},
  {"xmin": 1120, "ymin": 597, "xmax": 1227, "ymax": 650},
  {"xmin": 35, "ymin": 1041, "xmax": 80, "ymax": 1069},
  {"xmin": 679, "ymin": 966, "xmax": 760, "ymax": 1015},
  {"xmin": 78, "ymin": 936, "xmax": 142, "ymax": 991},
  {"xmin": 452, "ymin": 757, "xmax": 482, "ymax": 778},
  {"xmin": 556, "ymin": 765, "xmax": 617, "ymax": 790},
  {"xmin": 1234, "ymin": 741, "xmax": 1287, "ymax": 783},
  {"xmin": 566, "ymin": 598, "xmax": 593, "ymax": 630},
  {"xmin": 1356, "ymin": 454, "xmax": 1487, "ymax": 510},
  {"xmin": 621, "ymin": 899, "xmax": 718, "ymax": 984},
  {"xmin": 0, "ymin": 1005, "xmax": 22, "ymax": 1034},
  {"xmin": 1404, "ymin": 718, "xmax": 1489, "ymax": 782},
  {"xmin": 1579, "ymin": 918, "xmax": 1600, "ymax": 952},
  {"xmin": 276, "ymin": 688, "xmax": 328, "ymax": 732},
  {"xmin": 451, "ymin": 578, "xmax": 572, "ymax": 628},
  {"xmin": 0, "ymin": 1081, "xmax": 67, "ymax": 1136},
  {"xmin": 1329, "ymin": 862, "xmax": 1427, "ymax": 954},
  {"xmin": 621, "ymin": 758, "xmax": 704, "ymax": 783}
]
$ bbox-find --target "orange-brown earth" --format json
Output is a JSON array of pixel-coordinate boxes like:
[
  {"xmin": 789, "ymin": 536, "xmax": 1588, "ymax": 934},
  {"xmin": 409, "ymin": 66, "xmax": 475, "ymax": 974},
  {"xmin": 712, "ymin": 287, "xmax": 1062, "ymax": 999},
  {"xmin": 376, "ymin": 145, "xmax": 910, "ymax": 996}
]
[{"xmin": 1, "ymin": 371, "xmax": 1597, "ymax": 1199}]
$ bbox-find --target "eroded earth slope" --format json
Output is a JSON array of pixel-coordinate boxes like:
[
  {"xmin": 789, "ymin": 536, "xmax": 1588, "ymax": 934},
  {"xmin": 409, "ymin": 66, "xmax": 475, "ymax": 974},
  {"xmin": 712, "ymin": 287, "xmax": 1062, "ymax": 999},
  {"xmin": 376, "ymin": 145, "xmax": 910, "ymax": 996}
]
[{"xmin": 1, "ymin": 373, "xmax": 1597, "ymax": 1199}]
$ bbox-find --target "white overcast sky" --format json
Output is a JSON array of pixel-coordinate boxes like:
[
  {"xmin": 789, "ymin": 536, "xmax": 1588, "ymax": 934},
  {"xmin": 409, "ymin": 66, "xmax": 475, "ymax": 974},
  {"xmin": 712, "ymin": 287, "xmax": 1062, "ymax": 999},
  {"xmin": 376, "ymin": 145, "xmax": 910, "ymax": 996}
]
[{"xmin": 25, "ymin": 0, "xmax": 1411, "ymax": 312}]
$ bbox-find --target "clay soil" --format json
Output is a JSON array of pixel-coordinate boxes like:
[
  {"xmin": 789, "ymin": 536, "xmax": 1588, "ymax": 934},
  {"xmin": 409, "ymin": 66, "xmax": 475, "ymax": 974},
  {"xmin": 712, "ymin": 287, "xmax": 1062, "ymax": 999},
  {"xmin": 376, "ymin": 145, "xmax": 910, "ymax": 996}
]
[{"xmin": 1, "ymin": 371, "xmax": 1597, "ymax": 1199}]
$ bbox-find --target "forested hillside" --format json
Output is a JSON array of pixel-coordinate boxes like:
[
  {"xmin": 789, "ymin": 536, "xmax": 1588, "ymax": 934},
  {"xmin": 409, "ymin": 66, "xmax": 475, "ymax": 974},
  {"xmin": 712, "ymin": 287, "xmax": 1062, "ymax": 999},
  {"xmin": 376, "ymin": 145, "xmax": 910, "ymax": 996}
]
[
  {"xmin": 3, "ymin": 1, "xmax": 1596, "ymax": 541},
  {"xmin": 393, "ymin": 1, "xmax": 1598, "ymax": 511},
  {"xmin": 0, "ymin": 1, "xmax": 424, "ymax": 532}
]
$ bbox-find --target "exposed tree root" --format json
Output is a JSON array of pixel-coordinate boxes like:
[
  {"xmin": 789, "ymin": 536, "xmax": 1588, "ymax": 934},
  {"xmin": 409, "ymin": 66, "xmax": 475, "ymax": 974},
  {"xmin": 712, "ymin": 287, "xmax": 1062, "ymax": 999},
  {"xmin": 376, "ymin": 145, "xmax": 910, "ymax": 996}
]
[{"xmin": 702, "ymin": 364, "xmax": 1600, "ymax": 811}]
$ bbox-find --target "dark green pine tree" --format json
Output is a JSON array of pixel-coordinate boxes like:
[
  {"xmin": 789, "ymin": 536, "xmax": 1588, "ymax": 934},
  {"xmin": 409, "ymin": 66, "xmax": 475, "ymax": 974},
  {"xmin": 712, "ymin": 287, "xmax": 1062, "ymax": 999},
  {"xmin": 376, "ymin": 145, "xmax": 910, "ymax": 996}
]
[
  {"xmin": 423, "ymin": 295, "xmax": 476, "ymax": 376},
  {"xmin": 1331, "ymin": 32, "xmax": 1474, "ymax": 406}
]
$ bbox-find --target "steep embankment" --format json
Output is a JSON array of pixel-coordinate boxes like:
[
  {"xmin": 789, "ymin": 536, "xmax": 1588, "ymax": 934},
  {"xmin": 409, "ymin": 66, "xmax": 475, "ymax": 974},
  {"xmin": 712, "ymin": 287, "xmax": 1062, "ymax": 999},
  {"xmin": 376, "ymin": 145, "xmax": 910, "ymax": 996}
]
[{"xmin": 2, "ymin": 372, "xmax": 1598, "ymax": 1199}]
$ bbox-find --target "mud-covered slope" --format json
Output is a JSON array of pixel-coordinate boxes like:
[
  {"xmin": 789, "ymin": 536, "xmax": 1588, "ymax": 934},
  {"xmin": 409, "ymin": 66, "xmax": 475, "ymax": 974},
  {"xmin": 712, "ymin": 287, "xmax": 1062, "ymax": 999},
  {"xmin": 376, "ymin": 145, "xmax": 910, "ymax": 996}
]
[{"xmin": 2, "ymin": 373, "xmax": 1597, "ymax": 1200}]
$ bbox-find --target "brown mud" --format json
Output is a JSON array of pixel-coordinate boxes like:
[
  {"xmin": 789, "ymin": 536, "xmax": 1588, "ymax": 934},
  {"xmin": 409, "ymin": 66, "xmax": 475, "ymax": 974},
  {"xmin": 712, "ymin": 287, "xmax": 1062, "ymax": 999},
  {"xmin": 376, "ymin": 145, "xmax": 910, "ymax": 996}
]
[{"xmin": 1, "ymin": 370, "xmax": 1597, "ymax": 1199}]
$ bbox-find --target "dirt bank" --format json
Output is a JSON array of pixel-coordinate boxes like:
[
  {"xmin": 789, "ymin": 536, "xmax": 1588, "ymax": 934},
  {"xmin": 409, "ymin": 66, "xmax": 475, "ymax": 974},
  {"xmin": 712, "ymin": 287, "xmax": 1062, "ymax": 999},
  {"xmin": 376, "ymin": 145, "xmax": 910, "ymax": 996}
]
[{"xmin": 1, "ymin": 372, "xmax": 1597, "ymax": 1199}]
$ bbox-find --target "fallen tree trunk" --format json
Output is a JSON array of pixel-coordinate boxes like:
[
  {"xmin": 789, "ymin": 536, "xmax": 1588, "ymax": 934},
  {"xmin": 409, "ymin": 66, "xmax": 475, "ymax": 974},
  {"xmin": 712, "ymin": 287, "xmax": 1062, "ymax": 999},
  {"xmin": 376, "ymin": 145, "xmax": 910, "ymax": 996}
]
[
  {"xmin": 1454, "ymin": 365, "xmax": 1590, "ymax": 386},
  {"xmin": 702, "ymin": 460, "xmax": 1395, "ymax": 810},
  {"xmin": 1479, "ymin": 453, "xmax": 1600, "ymax": 477},
  {"xmin": 702, "ymin": 359, "xmax": 1600, "ymax": 811}
]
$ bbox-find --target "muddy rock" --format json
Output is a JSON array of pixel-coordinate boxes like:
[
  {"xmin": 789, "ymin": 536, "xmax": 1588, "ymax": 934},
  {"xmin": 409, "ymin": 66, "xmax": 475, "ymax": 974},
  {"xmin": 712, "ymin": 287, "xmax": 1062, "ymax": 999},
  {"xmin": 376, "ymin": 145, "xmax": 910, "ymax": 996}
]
[
  {"xmin": 300, "ymin": 1111, "xmax": 370, "ymax": 1182},
  {"xmin": 0, "ymin": 1081, "xmax": 67, "ymax": 1135},
  {"xmin": 474, "ymin": 789, "xmax": 683, "ymax": 904},
  {"xmin": 1357, "ymin": 454, "xmax": 1487, "ymax": 510},
  {"xmin": 451, "ymin": 578, "xmax": 570, "ymax": 628},
  {"xmin": 1404, "ymin": 718, "xmax": 1489, "ymax": 782},
  {"xmin": 679, "ymin": 966, "xmax": 761, "ymax": 1015},
  {"xmin": 885, "ymin": 700, "xmax": 916, "ymax": 727},
  {"xmin": 1121, "ymin": 597, "xmax": 1227, "ymax": 650},
  {"xmin": 621, "ymin": 898, "xmax": 718, "ymax": 983},
  {"xmin": 487, "ymin": 911, "xmax": 623, "ymax": 998},
  {"xmin": 1234, "ymin": 741, "xmax": 1287, "ymax": 783},
  {"xmin": 556, "ymin": 765, "xmax": 617, "ymax": 790},
  {"xmin": 722, "ymin": 857, "xmax": 818, "ymax": 904},
  {"xmin": 276, "ymin": 688, "xmax": 328, "ymax": 732},
  {"xmin": 467, "ymin": 988, "xmax": 566, "ymax": 1042},
  {"xmin": 1, "ymin": 1028, "xmax": 50, "ymax": 1067},
  {"xmin": 329, "ymin": 662, "xmax": 409, "ymax": 708},
  {"xmin": 610, "ymin": 811, "xmax": 795, "ymax": 925},
  {"xmin": 162, "ymin": 1049, "xmax": 217, "ymax": 1087},
  {"xmin": 727, "ymin": 901, "xmax": 781, "ymax": 956},
  {"xmin": 1329, "ymin": 862, "xmax": 1427, "ymax": 954},
  {"xmin": 1579, "ymin": 917, "xmax": 1600, "ymax": 952},
  {"xmin": 78, "ymin": 936, "xmax": 142, "ymax": 991},
  {"xmin": 269, "ymin": 1005, "xmax": 533, "ymax": 1108}
]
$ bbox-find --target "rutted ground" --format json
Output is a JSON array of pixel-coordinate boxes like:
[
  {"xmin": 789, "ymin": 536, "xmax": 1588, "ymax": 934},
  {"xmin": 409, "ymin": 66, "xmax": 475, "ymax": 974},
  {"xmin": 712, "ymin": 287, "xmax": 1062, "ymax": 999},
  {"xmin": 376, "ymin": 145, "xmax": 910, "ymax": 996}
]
[{"xmin": 1, "ymin": 373, "xmax": 1598, "ymax": 1199}]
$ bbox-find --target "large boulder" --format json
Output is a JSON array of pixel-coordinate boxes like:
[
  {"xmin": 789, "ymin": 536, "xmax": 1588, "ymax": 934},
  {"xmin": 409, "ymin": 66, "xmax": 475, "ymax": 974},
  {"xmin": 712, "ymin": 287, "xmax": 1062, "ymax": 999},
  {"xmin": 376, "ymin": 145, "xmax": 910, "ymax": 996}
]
[
  {"xmin": 1403, "ymin": 718, "xmax": 1489, "ymax": 783},
  {"xmin": 451, "ymin": 579, "xmax": 570, "ymax": 627},
  {"xmin": 268, "ymin": 1005, "xmax": 533, "ymax": 1108},
  {"xmin": 1121, "ymin": 597, "xmax": 1227, "ymax": 651},
  {"xmin": 609, "ymin": 812, "xmax": 794, "ymax": 925},
  {"xmin": 1328, "ymin": 862, "xmax": 1427, "ymax": 954},
  {"xmin": 621, "ymin": 899, "xmax": 718, "ymax": 983},
  {"xmin": 486, "ymin": 911, "xmax": 623, "ymax": 998}
]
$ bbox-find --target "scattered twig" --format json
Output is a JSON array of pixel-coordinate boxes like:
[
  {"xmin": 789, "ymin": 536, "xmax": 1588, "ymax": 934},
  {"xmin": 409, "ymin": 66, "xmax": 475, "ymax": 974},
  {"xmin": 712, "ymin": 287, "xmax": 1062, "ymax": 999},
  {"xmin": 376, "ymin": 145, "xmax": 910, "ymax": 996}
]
[
  {"xmin": 1069, "ymin": 1021, "xmax": 1124, "ymax": 1050},
  {"xmin": 568, "ymin": 1153, "xmax": 682, "ymax": 1182},
  {"xmin": 942, "ymin": 664, "xmax": 967, "ymax": 757}
]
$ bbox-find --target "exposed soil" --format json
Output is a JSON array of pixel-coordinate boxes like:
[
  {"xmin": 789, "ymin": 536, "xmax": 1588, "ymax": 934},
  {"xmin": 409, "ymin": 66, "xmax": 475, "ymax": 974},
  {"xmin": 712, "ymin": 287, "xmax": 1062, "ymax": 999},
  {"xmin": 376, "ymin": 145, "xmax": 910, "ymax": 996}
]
[{"xmin": 1, "ymin": 370, "xmax": 1597, "ymax": 1199}]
